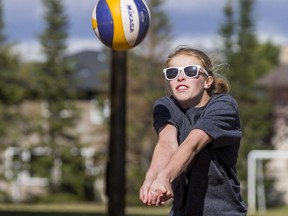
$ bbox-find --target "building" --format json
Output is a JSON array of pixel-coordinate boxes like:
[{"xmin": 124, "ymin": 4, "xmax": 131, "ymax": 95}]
[
  {"xmin": 257, "ymin": 45, "xmax": 288, "ymax": 204},
  {"xmin": 0, "ymin": 50, "xmax": 110, "ymax": 202}
]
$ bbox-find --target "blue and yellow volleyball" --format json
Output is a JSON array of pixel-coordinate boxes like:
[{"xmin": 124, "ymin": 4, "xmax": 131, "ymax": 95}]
[{"xmin": 91, "ymin": 0, "xmax": 150, "ymax": 51}]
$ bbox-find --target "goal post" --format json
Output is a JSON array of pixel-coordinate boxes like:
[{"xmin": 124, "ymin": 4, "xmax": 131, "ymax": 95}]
[{"xmin": 247, "ymin": 150, "xmax": 288, "ymax": 214}]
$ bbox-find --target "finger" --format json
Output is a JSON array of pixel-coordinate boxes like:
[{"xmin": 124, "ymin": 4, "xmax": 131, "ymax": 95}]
[
  {"xmin": 148, "ymin": 189, "xmax": 158, "ymax": 205},
  {"xmin": 140, "ymin": 187, "xmax": 149, "ymax": 204},
  {"xmin": 163, "ymin": 191, "xmax": 174, "ymax": 202},
  {"xmin": 155, "ymin": 194, "xmax": 164, "ymax": 206},
  {"xmin": 149, "ymin": 189, "xmax": 157, "ymax": 205},
  {"xmin": 139, "ymin": 187, "xmax": 144, "ymax": 202},
  {"xmin": 152, "ymin": 189, "xmax": 165, "ymax": 206},
  {"xmin": 166, "ymin": 190, "xmax": 174, "ymax": 199}
]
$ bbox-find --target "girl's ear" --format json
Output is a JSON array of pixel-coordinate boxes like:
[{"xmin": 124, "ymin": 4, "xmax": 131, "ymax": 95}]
[{"xmin": 204, "ymin": 76, "xmax": 214, "ymax": 89}]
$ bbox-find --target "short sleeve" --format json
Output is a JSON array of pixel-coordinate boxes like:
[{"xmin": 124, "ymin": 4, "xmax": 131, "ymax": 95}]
[
  {"xmin": 152, "ymin": 96, "xmax": 182, "ymax": 134},
  {"xmin": 193, "ymin": 94, "xmax": 242, "ymax": 148}
]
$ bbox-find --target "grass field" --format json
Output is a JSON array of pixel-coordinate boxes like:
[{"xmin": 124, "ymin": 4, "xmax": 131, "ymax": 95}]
[
  {"xmin": 249, "ymin": 205, "xmax": 288, "ymax": 216},
  {"xmin": 0, "ymin": 203, "xmax": 288, "ymax": 215},
  {"xmin": 0, "ymin": 203, "xmax": 169, "ymax": 216}
]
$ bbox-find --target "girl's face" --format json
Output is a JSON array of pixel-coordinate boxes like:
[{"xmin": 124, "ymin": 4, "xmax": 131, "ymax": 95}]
[{"xmin": 167, "ymin": 54, "xmax": 212, "ymax": 109}]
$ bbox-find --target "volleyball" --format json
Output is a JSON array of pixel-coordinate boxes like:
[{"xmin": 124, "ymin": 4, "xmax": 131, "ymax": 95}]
[{"xmin": 91, "ymin": 0, "xmax": 150, "ymax": 51}]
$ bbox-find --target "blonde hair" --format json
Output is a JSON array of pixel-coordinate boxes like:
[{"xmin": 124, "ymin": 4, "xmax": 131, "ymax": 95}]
[{"xmin": 165, "ymin": 45, "xmax": 230, "ymax": 95}]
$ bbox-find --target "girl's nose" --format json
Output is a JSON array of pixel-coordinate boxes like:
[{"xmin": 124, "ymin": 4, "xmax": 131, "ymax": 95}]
[{"xmin": 177, "ymin": 70, "xmax": 186, "ymax": 80}]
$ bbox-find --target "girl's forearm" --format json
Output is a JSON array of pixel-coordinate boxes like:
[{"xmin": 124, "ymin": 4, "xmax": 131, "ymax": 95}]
[
  {"xmin": 160, "ymin": 142, "xmax": 197, "ymax": 183},
  {"xmin": 145, "ymin": 140, "xmax": 177, "ymax": 181},
  {"xmin": 160, "ymin": 129, "xmax": 212, "ymax": 182}
]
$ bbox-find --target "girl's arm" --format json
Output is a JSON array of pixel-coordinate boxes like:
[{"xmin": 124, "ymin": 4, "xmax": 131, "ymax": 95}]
[
  {"xmin": 148, "ymin": 128, "xmax": 212, "ymax": 205},
  {"xmin": 139, "ymin": 124, "xmax": 178, "ymax": 204}
]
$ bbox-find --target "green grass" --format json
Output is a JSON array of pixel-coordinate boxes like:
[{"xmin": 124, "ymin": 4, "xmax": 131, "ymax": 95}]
[
  {"xmin": 0, "ymin": 203, "xmax": 169, "ymax": 216},
  {"xmin": 248, "ymin": 205, "xmax": 288, "ymax": 216},
  {"xmin": 0, "ymin": 203, "xmax": 287, "ymax": 216}
]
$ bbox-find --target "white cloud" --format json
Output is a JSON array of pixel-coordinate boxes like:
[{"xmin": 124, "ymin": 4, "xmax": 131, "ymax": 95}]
[
  {"xmin": 257, "ymin": 32, "xmax": 288, "ymax": 46},
  {"xmin": 67, "ymin": 38, "xmax": 104, "ymax": 55},
  {"xmin": 163, "ymin": 0, "xmax": 225, "ymax": 12},
  {"xmin": 171, "ymin": 34, "xmax": 222, "ymax": 51},
  {"xmin": 12, "ymin": 42, "xmax": 44, "ymax": 62},
  {"xmin": 12, "ymin": 38, "xmax": 104, "ymax": 63}
]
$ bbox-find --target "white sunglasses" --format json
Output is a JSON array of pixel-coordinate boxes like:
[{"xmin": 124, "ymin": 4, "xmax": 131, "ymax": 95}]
[{"xmin": 163, "ymin": 65, "xmax": 209, "ymax": 80}]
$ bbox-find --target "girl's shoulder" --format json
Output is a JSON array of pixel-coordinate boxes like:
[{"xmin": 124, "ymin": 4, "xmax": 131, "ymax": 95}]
[
  {"xmin": 153, "ymin": 96, "xmax": 180, "ymax": 109},
  {"xmin": 209, "ymin": 94, "xmax": 238, "ymax": 108},
  {"xmin": 153, "ymin": 96, "xmax": 171, "ymax": 105}
]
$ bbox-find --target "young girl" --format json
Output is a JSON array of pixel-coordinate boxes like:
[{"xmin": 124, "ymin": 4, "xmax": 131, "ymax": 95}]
[{"xmin": 139, "ymin": 46, "xmax": 247, "ymax": 216}]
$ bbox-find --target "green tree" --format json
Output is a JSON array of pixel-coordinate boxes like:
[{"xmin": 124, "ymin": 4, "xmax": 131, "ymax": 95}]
[
  {"xmin": 219, "ymin": 0, "xmax": 279, "ymax": 200},
  {"xmin": 35, "ymin": 0, "xmax": 93, "ymax": 201},
  {"xmin": 219, "ymin": 0, "xmax": 235, "ymax": 63},
  {"xmin": 0, "ymin": 0, "xmax": 27, "ymax": 118},
  {"xmin": 126, "ymin": 0, "xmax": 172, "ymax": 205},
  {"xmin": 0, "ymin": 0, "xmax": 33, "ymax": 201},
  {"xmin": 0, "ymin": 0, "xmax": 30, "ymax": 150},
  {"xmin": 139, "ymin": 0, "xmax": 172, "ymax": 58}
]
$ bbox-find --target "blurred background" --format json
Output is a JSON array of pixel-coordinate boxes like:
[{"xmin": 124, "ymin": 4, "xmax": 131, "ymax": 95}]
[{"xmin": 0, "ymin": 0, "xmax": 288, "ymax": 215}]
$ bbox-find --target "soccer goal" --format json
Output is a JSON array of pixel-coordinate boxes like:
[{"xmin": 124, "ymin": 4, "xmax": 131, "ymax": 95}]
[{"xmin": 247, "ymin": 150, "xmax": 288, "ymax": 214}]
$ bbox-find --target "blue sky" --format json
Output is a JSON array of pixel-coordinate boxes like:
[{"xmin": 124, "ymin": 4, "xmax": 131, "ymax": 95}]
[{"xmin": 3, "ymin": 0, "xmax": 288, "ymax": 62}]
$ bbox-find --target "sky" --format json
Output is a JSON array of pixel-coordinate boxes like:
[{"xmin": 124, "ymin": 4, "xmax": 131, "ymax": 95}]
[{"xmin": 3, "ymin": 0, "xmax": 288, "ymax": 62}]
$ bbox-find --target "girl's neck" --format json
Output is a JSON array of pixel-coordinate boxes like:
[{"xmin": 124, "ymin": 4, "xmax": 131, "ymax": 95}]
[{"xmin": 179, "ymin": 93, "xmax": 211, "ymax": 109}]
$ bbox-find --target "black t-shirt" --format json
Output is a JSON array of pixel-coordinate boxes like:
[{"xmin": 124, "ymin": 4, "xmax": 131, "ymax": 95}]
[{"xmin": 153, "ymin": 94, "xmax": 247, "ymax": 216}]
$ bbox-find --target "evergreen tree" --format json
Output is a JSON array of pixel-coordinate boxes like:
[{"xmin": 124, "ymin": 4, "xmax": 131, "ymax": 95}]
[
  {"xmin": 126, "ymin": 0, "xmax": 172, "ymax": 205},
  {"xmin": 219, "ymin": 0, "xmax": 235, "ymax": 63},
  {"xmin": 0, "ymin": 0, "xmax": 26, "ymax": 106},
  {"xmin": 36, "ymin": 0, "xmax": 92, "ymax": 201},
  {"xmin": 0, "ymin": 0, "xmax": 28, "ymax": 148},
  {"xmin": 139, "ymin": 0, "xmax": 172, "ymax": 58},
  {"xmin": 219, "ymin": 0, "xmax": 279, "ymax": 200},
  {"xmin": 0, "ymin": 0, "xmax": 33, "ymax": 201}
]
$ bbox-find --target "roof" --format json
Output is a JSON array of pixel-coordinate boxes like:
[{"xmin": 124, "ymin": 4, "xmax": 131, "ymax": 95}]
[
  {"xmin": 257, "ymin": 64, "xmax": 288, "ymax": 88},
  {"xmin": 67, "ymin": 50, "xmax": 109, "ymax": 92}
]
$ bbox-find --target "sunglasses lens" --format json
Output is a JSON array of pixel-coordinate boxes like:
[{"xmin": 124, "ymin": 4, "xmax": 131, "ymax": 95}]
[
  {"xmin": 166, "ymin": 68, "xmax": 179, "ymax": 80},
  {"xmin": 184, "ymin": 66, "xmax": 198, "ymax": 77}
]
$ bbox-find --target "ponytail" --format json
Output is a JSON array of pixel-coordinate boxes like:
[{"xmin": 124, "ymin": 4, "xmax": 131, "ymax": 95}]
[{"xmin": 209, "ymin": 73, "xmax": 230, "ymax": 95}]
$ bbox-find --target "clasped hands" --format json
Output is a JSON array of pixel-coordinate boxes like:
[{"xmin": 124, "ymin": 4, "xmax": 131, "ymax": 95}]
[{"xmin": 139, "ymin": 173, "xmax": 173, "ymax": 206}]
